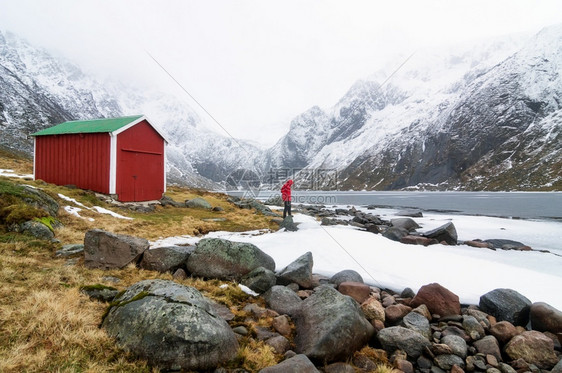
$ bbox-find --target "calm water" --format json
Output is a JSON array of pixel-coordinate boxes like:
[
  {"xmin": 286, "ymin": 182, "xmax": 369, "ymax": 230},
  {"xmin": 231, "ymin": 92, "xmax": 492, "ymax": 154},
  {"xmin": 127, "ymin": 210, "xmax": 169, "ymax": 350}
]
[{"xmin": 229, "ymin": 191, "xmax": 562, "ymax": 221}]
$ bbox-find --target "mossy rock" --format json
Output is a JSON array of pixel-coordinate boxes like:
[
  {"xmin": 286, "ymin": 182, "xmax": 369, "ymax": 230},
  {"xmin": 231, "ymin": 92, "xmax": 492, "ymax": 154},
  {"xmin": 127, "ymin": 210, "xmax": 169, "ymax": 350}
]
[{"xmin": 0, "ymin": 181, "xmax": 59, "ymax": 217}]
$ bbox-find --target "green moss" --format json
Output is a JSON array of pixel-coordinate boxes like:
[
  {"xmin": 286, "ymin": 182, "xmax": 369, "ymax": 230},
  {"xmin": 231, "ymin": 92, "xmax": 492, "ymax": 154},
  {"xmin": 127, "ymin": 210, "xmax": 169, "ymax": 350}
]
[
  {"xmin": 1, "ymin": 204, "xmax": 48, "ymax": 225},
  {"xmin": 101, "ymin": 291, "xmax": 151, "ymax": 325},
  {"xmin": 33, "ymin": 216, "xmax": 57, "ymax": 233},
  {"xmin": 0, "ymin": 180, "xmax": 30, "ymax": 199}
]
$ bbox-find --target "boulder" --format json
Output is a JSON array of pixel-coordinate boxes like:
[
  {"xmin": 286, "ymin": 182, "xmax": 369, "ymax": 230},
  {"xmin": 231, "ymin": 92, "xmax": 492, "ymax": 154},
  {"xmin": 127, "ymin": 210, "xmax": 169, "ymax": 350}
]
[
  {"xmin": 391, "ymin": 218, "xmax": 420, "ymax": 232},
  {"xmin": 102, "ymin": 279, "xmax": 238, "ymax": 371},
  {"xmin": 19, "ymin": 220, "xmax": 55, "ymax": 240},
  {"xmin": 385, "ymin": 304, "xmax": 412, "ymax": 324},
  {"xmin": 84, "ymin": 229, "xmax": 148, "ymax": 269},
  {"xmin": 79, "ymin": 284, "xmax": 119, "ymax": 302},
  {"xmin": 140, "ymin": 245, "xmax": 194, "ymax": 273},
  {"xmin": 479, "ymin": 288, "xmax": 531, "ymax": 326},
  {"xmin": 294, "ymin": 285, "xmax": 374, "ymax": 363},
  {"xmin": 462, "ymin": 315, "xmax": 485, "ymax": 340},
  {"xmin": 324, "ymin": 362, "xmax": 356, "ymax": 373},
  {"xmin": 272, "ymin": 315, "xmax": 292, "ymax": 337},
  {"xmin": 21, "ymin": 185, "xmax": 59, "ymax": 216},
  {"xmin": 397, "ymin": 209, "xmax": 423, "ymax": 218},
  {"xmin": 422, "ymin": 222, "xmax": 457, "ymax": 245},
  {"xmin": 410, "ymin": 283, "xmax": 461, "ymax": 317},
  {"xmin": 483, "ymin": 239, "xmax": 527, "ymax": 250},
  {"xmin": 361, "ymin": 297, "xmax": 385, "ymax": 322},
  {"xmin": 489, "ymin": 321, "xmax": 518, "ymax": 345},
  {"xmin": 173, "ymin": 268, "xmax": 187, "ymax": 280},
  {"xmin": 265, "ymin": 335, "xmax": 291, "ymax": 354},
  {"xmin": 464, "ymin": 240, "xmax": 494, "ymax": 249},
  {"xmin": 552, "ymin": 359, "xmax": 562, "ymax": 373},
  {"xmin": 330, "ymin": 269, "xmax": 364, "ymax": 286},
  {"xmin": 337, "ymin": 281, "xmax": 371, "ymax": 304},
  {"xmin": 263, "ymin": 285, "xmax": 303, "ymax": 318},
  {"xmin": 259, "ymin": 354, "xmax": 319, "ymax": 373},
  {"xmin": 530, "ymin": 302, "xmax": 562, "ymax": 334},
  {"xmin": 185, "ymin": 197, "xmax": 212, "ymax": 209},
  {"xmin": 277, "ymin": 252, "xmax": 313, "ymax": 288},
  {"xmin": 159, "ymin": 195, "xmax": 183, "ymax": 207},
  {"xmin": 505, "ymin": 331, "xmax": 559, "ymax": 370},
  {"xmin": 434, "ymin": 354, "xmax": 465, "ymax": 370},
  {"xmin": 473, "ymin": 335, "xmax": 501, "ymax": 361},
  {"xmin": 279, "ymin": 215, "xmax": 299, "ymax": 231},
  {"xmin": 382, "ymin": 227, "xmax": 409, "ymax": 242},
  {"xmin": 401, "ymin": 311, "xmax": 431, "ymax": 340},
  {"xmin": 441, "ymin": 334, "xmax": 468, "ymax": 359},
  {"xmin": 241, "ymin": 266, "xmax": 277, "ymax": 294},
  {"xmin": 401, "ymin": 287, "xmax": 416, "ymax": 298},
  {"xmin": 442, "ymin": 325, "xmax": 470, "ymax": 342},
  {"xmin": 400, "ymin": 235, "xmax": 437, "ymax": 246},
  {"xmin": 377, "ymin": 326, "xmax": 431, "ymax": 359},
  {"xmin": 412, "ymin": 304, "xmax": 432, "ymax": 320},
  {"xmin": 186, "ymin": 238, "xmax": 275, "ymax": 281},
  {"xmin": 55, "ymin": 243, "xmax": 84, "ymax": 257},
  {"xmin": 235, "ymin": 199, "xmax": 277, "ymax": 216}
]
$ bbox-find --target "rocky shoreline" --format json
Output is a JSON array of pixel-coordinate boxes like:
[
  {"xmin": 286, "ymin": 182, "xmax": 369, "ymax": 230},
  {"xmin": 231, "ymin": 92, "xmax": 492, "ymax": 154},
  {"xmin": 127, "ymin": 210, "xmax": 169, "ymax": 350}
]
[
  {"xmin": 292, "ymin": 202, "xmax": 557, "ymax": 255},
  {"xmin": 81, "ymin": 215, "xmax": 562, "ymax": 373}
]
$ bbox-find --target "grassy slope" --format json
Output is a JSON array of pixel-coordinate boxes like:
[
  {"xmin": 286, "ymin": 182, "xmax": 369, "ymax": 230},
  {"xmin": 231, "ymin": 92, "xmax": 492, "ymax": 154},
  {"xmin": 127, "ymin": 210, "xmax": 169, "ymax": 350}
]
[{"xmin": 0, "ymin": 152, "xmax": 396, "ymax": 373}]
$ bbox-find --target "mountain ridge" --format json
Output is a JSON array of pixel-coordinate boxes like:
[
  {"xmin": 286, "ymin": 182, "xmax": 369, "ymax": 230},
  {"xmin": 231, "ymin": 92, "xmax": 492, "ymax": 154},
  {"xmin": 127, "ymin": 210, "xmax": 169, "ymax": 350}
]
[{"xmin": 1, "ymin": 26, "xmax": 560, "ymax": 191}]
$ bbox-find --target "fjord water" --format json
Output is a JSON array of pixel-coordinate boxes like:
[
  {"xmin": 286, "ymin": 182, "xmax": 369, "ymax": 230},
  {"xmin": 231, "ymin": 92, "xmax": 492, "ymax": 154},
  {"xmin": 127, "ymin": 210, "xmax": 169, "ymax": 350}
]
[{"xmin": 247, "ymin": 191, "xmax": 562, "ymax": 221}]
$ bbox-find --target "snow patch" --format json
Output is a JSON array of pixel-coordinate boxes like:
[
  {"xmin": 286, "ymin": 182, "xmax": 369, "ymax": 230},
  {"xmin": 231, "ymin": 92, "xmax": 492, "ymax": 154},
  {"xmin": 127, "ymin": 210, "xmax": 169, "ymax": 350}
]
[
  {"xmin": 0, "ymin": 169, "xmax": 33, "ymax": 179},
  {"xmin": 172, "ymin": 212, "xmax": 562, "ymax": 309}
]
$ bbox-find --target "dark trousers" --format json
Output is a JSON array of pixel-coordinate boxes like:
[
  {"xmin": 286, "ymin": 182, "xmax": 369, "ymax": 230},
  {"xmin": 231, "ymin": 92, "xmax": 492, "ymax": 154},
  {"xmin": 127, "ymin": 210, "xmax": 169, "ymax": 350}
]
[{"xmin": 283, "ymin": 200, "xmax": 292, "ymax": 218}]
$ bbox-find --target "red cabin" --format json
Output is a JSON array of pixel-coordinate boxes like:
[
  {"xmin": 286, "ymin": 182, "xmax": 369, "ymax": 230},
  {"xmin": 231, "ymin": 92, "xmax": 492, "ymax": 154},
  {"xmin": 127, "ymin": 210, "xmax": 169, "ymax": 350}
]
[{"xmin": 32, "ymin": 115, "xmax": 167, "ymax": 202}]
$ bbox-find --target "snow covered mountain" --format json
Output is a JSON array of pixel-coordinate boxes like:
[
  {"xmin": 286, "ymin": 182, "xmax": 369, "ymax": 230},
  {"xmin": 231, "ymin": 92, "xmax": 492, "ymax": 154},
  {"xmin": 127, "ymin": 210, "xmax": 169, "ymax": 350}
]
[
  {"xmin": 265, "ymin": 25, "xmax": 562, "ymax": 191},
  {"xmin": 0, "ymin": 30, "xmax": 262, "ymax": 188},
  {"xmin": 2, "ymin": 25, "xmax": 561, "ymax": 191}
]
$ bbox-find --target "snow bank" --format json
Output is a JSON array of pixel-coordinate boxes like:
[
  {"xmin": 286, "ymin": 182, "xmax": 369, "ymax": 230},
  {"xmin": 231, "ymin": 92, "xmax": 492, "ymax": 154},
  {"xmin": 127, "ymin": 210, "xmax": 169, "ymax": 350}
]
[
  {"xmin": 184, "ymin": 213, "xmax": 562, "ymax": 310},
  {"xmin": 58, "ymin": 193, "xmax": 133, "ymax": 220},
  {"xmin": 0, "ymin": 169, "xmax": 33, "ymax": 179}
]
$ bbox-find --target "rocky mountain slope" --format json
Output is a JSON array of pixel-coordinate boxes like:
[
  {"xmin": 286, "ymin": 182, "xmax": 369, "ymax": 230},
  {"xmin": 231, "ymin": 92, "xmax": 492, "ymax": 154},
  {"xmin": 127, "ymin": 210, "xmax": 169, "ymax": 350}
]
[
  {"xmin": 0, "ymin": 30, "xmax": 261, "ymax": 188},
  {"xmin": 266, "ymin": 25, "xmax": 562, "ymax": 191},
  {"xmin": 1, "ymin": 25, "xmax": 560, "ymax": 191}
]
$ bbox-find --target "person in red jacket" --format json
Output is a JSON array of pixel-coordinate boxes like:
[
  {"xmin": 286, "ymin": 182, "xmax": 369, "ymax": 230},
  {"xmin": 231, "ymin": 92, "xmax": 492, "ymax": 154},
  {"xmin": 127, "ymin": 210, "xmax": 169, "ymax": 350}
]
[{"xmin": 281, "ymin": 179, "xmax": 293, "ymax": 219}]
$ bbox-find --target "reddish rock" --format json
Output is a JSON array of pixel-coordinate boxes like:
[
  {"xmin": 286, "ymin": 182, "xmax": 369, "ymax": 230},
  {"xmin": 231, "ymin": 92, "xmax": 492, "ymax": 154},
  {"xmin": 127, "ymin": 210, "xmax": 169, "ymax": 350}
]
[
  {"xmin": 361, "ymin": 297, "xmax": 385, "ymax": 322},
  {"xmin": 410, "ymin": 283, "xmax": 461, "ymax": 317},
  {"xmin": 530, "ymin": 302, "xmax": 562, "ymax": 334},
  {"xmin": 486, "ymin": 354, "xmax": 499, "ymax": 367},
  {"xmin": 400, "ymin": 235, "xmax": 436, "ymax": 246},
  {"xmin": 385, "ymin": 304, "xmax": 412, "ymax": 324},
  {"xmin": 371, "ymin": 319, "xmax": 385, "ymax": 333},
  {"xmin": 505, "ymin": 331, "xmax": 559, "ymax": 370},
  {"xmin": 412, "ymin": 304, "xmax": 432, "ymax": 320},
  {"xmin": 272, "ymin": 315, "xmax": 292, "ymax": 337},
  {"xmin": 451, "ymin": 364, "xmax": 465, "ymax": 373},
  {"xmin": 465, "ymin": 240, "xmax": 493, "ymax": 249},
  {"xmin": 489, "ymin": 321, "xmax": 519, "ymax": 345},
  {"xmin": 432, "ymin": 344, "xmax": 454, "ymax": 355},
  {"xmin": 338, "ymin": 281, "xmax": 371, "ymax": 304},
  {"xmin": 394, "ymin": 358, "xmax": 414, "ymax": 373},
  {"xmin": 382, "ymin": 295, "xmax": 396, "ymax": 307}
]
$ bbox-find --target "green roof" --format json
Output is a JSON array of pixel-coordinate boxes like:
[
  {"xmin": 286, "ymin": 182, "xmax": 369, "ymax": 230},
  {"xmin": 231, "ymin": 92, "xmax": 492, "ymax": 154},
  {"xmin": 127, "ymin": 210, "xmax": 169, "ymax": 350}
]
[{"xmin": 32, "ymin": 115, "xmax": 144, "ymax": 136}]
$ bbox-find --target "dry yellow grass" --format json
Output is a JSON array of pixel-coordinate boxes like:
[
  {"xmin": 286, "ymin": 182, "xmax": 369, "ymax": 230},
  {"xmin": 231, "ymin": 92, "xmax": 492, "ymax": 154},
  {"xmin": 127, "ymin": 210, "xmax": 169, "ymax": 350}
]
[
  {"xmin": 0, "ymin": 239, "xmax": 284, "ymax": 372},
  {"xmin": 0, "ymin": 241, "xmax": 153, "ymax": 372},
  {"xmin": 0, "ymin": 153, "xmax": 287, "ymax": 372}
]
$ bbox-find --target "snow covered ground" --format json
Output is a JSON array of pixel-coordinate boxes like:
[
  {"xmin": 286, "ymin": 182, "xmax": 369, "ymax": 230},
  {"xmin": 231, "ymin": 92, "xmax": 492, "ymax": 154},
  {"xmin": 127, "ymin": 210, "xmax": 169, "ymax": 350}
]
[{"xmin": 153, "ymin": 208, "xmax": 562, "ymax": 310}]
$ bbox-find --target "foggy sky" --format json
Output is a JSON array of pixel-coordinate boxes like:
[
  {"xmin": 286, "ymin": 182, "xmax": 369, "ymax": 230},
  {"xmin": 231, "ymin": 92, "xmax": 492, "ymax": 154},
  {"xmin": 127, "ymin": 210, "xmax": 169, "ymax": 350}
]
[{"xmin": 1, "ymin": 0, "xmax": 562, "ymax": 145}]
